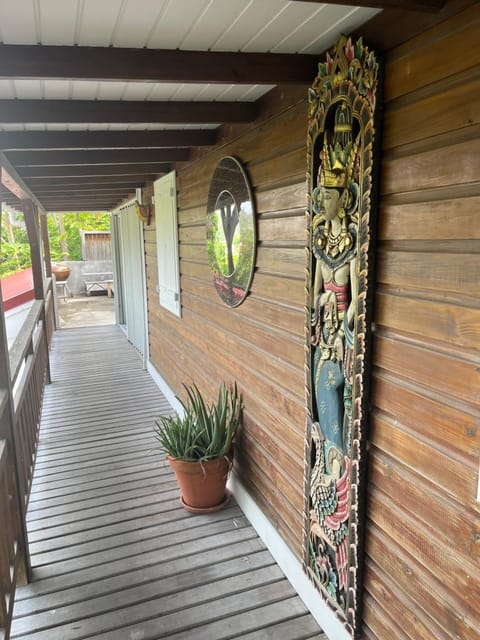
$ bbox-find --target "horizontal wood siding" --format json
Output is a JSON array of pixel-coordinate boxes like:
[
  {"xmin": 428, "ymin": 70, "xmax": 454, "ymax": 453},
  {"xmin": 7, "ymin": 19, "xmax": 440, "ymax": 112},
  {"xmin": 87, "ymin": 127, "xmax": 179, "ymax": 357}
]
[
  {"xmin": 365, "ymin": 3, "xmax": 480, "ymax": 639},
  {"xmin": 145, "ymin": 3, "xmax": 480, "ymax": 637},
  {"xmin": 146, "ymin": 89, "xmax": 308, "ymax": 558},
  {"xmin": 11, "ymin": 326, "xmax": 325, "ymax": 640}
]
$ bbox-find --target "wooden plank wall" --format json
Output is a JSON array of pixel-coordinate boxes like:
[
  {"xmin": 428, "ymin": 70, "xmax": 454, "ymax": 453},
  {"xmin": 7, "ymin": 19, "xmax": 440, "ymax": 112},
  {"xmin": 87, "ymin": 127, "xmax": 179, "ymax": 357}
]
[
  {"xmin": 145, "ymin": 87, "xmax": 309, "ymax": 557},
  {"xmin": 144, "ymin": 3, "xmax": 479, "ymax": 637},
  {"xmin": 364, "ymin": 4, "xmax": 480, "ymax": 639}
]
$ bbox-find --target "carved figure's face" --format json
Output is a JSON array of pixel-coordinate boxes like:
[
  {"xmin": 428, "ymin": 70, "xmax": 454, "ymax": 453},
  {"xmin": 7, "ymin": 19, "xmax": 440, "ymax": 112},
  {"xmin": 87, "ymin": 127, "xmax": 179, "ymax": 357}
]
[{"xmin": 317, "ymin": 185, "xmax": 345, "ymax": 221}]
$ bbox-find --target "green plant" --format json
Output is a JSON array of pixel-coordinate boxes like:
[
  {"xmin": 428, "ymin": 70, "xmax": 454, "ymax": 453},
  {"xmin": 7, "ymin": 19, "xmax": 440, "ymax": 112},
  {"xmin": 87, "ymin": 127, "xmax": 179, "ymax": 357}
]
[{"xmin": 154, "ymin": 382, "xmax": 243, "ymax": 462}]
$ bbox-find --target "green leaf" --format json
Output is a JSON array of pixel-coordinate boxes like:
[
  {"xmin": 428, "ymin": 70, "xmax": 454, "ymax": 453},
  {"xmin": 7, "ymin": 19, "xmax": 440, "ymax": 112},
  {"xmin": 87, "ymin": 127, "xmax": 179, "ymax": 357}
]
[{"xmin": 153, "ymin": 382, "xmax": 243, "ymax": 462}]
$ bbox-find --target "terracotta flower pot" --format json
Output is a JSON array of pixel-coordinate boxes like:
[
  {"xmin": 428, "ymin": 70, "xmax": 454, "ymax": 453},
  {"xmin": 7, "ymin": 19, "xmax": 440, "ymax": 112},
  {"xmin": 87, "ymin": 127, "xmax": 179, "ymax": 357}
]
[
  {"xmin": 167, "ymin": 455, "xmax": 232, "ymax": 512},
  {"xmin": 52, "ymin": 264, "xmax": 71, "ymax": 281}
]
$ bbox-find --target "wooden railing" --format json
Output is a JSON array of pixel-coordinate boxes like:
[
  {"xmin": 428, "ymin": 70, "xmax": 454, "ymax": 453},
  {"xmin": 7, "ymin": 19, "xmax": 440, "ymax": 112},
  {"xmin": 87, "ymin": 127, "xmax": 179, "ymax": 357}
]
[
  {"xmin": 0, "ymin": 415, "xmax": 24, "ymax": 640},
  {"xmin": 44, "ymin": 279, "xmax": 55, "ymax": 346},
  {"xmin": 0, "ymin": 161, "xmax": 55, "ymax": 640},
  {"xmin": 0, "ymin": 288, "xmax": 51, "ymax": 639},
  {"xmin": 8, "ymin": 299, "xmax": 50, "ymax": 506}
]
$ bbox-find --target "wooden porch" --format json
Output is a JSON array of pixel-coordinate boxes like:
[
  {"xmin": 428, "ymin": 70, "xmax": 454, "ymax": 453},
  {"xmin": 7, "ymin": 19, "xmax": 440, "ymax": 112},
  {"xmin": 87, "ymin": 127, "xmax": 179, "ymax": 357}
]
[{"xmin": 9, "ymin": 324, "xmax": 325, "ymax": 640}]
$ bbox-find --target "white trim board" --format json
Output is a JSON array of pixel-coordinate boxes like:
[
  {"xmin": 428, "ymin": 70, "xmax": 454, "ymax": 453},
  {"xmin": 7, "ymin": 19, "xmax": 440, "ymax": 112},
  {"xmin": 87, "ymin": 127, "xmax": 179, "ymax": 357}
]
[
  {"xmin": 147, "ymin": 359, "xmax": 350, "ymax": 640},
  {"xmin": 147, "ymin": 360, "xmax": 184, "ymax": 415},
  {"xmin": 228, "ymin": 475, "xmax": 351, "ymax": 640}
]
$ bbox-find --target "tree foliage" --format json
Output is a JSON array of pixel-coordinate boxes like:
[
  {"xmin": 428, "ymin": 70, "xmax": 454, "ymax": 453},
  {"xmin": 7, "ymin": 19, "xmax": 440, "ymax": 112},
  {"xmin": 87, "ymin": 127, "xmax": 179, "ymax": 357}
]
[
  {"xmin": 1, "ymin": 210, "xmax": 110, "ymax": 277},
  {"xmin": 47, "ymin": 212, "xmax": 110, "ymax": 261},
  {"xmin": 0, "ymin": 210, "xmax": 30, "ymax": 277}
]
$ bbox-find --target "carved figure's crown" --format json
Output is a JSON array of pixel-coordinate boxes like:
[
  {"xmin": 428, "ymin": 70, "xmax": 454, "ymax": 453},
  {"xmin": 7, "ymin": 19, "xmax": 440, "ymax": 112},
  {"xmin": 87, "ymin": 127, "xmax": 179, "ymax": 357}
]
[{"xmin": 320, "ymin": 101, "xmax": 358, "ymax": 189}]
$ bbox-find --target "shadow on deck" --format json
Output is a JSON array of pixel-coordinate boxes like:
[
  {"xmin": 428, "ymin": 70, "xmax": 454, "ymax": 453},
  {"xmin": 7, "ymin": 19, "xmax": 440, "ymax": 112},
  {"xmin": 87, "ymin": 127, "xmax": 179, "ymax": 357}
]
[{"xmin": 11, "ymin": 325, "xmax": 325, "ymax": 640}]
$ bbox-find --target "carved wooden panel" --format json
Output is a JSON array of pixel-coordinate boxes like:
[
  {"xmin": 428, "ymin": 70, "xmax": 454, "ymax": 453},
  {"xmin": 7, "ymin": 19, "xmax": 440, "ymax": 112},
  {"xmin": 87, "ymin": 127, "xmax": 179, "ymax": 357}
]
[{"xmin": 303, "ymin": 36, "xmax": 382, "ymax": 636}]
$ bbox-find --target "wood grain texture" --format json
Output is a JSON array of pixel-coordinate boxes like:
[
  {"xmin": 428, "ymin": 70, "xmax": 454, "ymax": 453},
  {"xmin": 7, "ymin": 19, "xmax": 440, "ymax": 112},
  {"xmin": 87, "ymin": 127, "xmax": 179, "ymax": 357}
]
[
  {"xmin": 383, "ymin": 74, "xmax": 480, "ymax": 150},
  {"xmin": 381, "ymin": 137, "xmax": 480, "ymax": 195},
  {"xmin": 384, "ymin": 3, "xmax": 480, "ymax": 101},
  {"xmin": 372, "ymin": 373, "xmax": 479, "ymax": 463},
  {"xmin": 375, "ymin": 290, "xmax": 480, "ymax": 350},
  {"xmin": 376, "ymin": 249, "xmax": 480, "ymax": 295},
  {"xmin": 378, "ymin": 195, "xmax": 480, "ymax": 241},
  {"xmin": 365, "ymin": 3, "xmax": 480, "ymax": 638},
  {"xmin": 369, "ymin": 451, "xmax": 480, "ymax": 560},
  {"xmin": 143, "ymin": 5, "xmax": 480, "ymax": 638},
  {"xmin": 10, "ymin": 325, "xmax": 323, "ymax": 640},
  {"xmin": 146, "ymin": 93, "xmax": 310, "ymax": 557}
]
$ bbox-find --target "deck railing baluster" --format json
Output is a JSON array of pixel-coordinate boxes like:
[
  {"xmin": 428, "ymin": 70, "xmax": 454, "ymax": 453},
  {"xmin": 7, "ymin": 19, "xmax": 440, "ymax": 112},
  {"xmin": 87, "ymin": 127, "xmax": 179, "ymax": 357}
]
[
  {"xmin": 10, "ymin": 305, "xmax": 49, "ymax": 506},
  {"xmin": 0, "ymin": 290, "xmax": 52, "ymax": 638},
  {"xmin": 0, "ymin": 435, "xmax": 24, "ymax": 640}
]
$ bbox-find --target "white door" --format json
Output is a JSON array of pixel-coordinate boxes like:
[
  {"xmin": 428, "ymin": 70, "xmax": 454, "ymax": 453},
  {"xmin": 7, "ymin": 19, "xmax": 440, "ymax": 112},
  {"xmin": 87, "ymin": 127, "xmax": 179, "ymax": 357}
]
[{"xmin": 118, "ymin": 205, "xmax": 147, "ymax": 355}]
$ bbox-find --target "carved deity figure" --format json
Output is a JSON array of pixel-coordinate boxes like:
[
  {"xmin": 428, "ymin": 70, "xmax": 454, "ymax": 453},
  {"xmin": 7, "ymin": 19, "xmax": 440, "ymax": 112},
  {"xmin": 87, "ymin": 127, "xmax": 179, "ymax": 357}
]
[
  {"xmin": 309, "ymin": 100, "xmax": 359, "ymax": 598},
  {"xmin": 304, "ymin": 36, "xmax": 379, "ymax": 632}
]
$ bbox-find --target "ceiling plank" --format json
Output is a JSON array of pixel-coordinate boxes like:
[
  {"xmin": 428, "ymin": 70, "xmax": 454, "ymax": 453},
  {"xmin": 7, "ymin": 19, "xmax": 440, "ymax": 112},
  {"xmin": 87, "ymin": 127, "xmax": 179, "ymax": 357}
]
[
  {"xmin": 32, "ymin": 187, "xmax": 135, "ymax": 200},
  {"xmin": 6, "ymin": 148, "xmax": 189, "ymax": 166},
  {"xmin": 23, "ymin": 175, "xmax": 157, "ymax": 187},
  {"xmin": 40, "ymin": 200, "xmax": 120, "ymax": 205},
  {"xmin": 38, "ymin": 194, "xmax": 121, "ymax": 200},
  {"xmin": 43, "ymin": 204, "xmax": 117, "ymax": 211},
  {"xmin": 0, "ymin": 44, "xmax": 319, "ymax": 85},
  {"xmin": 40, "ymin": 199, "xmax": 122, "ymax": 206},
  {"xmin": 0, "ymin": 130, "xmax": 217, "ymax": 150},
  {"xmin": 289, "ymin": 0, "xmax": 445, "ymax": 10},
  {"xmin": 0, "ymin": 100, "xmax": 257, "ymax": 124},
  {"xmin": 41, "ymin": 196, "xmax": 120, "ymax": 202},
  {"xmin": 40, "ymin": 193, "xmax": 121, "ymax": 199},
  {"xmin": 29, "ymin": 185, "xmax": 138, "ymax": 194},
  {"xmin": 18, "ymin": 164, "xmax": 171, "ymax": 178}
]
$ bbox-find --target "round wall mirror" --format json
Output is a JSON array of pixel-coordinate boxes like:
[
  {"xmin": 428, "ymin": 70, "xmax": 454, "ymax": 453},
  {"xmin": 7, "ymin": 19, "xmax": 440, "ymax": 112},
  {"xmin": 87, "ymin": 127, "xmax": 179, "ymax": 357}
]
[{"xmin": 206, "ymin": 156, "xmax": 256, "ymax": 307}]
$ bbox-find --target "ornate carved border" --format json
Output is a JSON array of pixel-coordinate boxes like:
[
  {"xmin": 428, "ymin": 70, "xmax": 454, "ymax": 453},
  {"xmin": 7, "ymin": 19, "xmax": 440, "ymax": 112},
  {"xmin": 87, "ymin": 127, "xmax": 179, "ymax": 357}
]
[{"xmin": 303, "ymin": 36, "xmax": 382, "ymax": 637}]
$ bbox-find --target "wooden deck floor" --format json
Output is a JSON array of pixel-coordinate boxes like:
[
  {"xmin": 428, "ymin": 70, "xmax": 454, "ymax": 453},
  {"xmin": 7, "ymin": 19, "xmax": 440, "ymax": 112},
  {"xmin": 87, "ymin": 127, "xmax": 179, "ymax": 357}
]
[{"xmin": 11, "ymin": 325, "xmax": 325, "ymax": 640}]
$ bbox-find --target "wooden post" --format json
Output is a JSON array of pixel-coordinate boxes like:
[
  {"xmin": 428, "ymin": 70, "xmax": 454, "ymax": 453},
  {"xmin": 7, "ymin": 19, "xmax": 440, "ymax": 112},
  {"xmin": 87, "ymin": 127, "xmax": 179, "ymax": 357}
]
[
  {"xmin": 22, "ymin": 200, "xmax": 51, "ymax": 384},
  {"xmin": 39, "ymin": 210, "xmax": 52, "ymax": 278},
  {"xmin": 22, "ymin": 200, "xmax": 44, "ymax": 300}
]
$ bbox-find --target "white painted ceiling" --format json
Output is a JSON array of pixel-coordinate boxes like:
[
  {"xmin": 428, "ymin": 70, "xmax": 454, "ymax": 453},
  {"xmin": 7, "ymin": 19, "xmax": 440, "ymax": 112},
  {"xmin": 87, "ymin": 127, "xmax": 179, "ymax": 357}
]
[
  {"xmin": 0, "ymin": 0, "xmax": 382, "ymax": 210},
  {"xmin": 0, "ymin": 0, "xmax": 379, "ymax": 132}
]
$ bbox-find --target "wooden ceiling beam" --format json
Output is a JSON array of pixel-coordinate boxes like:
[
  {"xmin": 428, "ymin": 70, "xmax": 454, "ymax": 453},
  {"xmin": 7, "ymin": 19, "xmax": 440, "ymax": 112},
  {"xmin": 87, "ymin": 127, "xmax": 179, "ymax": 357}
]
[
  {"xmin": 0, "ymin": 44, "xmax": 318, "ymax": 85},
  {"xmin": 29, "ymin": 185, "xmax": 138, "ymax": 194},
  {"xmin": 0, "ymin": 129, "xmax": 217, "ymax": 150},
  {"xmin": 290, "ymin": 0, "xmax": 445, "ymax": 10},
  {"xmin": 0, "ymin": 166, "xmax": 29, "ymax": 200},
  {"xmin": 38, "ymin": 193, "xmax": 121, "ymax": 200},
  {"xmin": 18, "ymin": 164, "xmax": 171, "ymax": 178},
  {"xmin": 40, "ymin": 193, "xmax": 120, "ymax": 198},
  {"xmin": 31, "ymin": 187, "xmax": 135, "ymax": 200},
  {"xmin": 26, "ymin": 174, "xmax": 158, "ymax": 193},
  {"xmin": 24, "ymin": 175, "xmax": 156, "ymax": 186},
  {"xmin": 40, "ymin": 200, "xmax": 120, "ymax": 206},
  {"xmin": 0, "ymin": 100, "xmax": 256, "ymax": 124},
  {"xmin": 6, "ymin": 148, "xmax": 189, "ymax": 166},
  {"xmin": 43, "ymin": 204, "xmax": 117, "ymax": 211},
  {"xmin": 0, "ymin": 150, "xmax": 44, "ymax": 211},
  {"xmin": 40, "ymin": 199, "xmax": 121, "ymax": 206}
]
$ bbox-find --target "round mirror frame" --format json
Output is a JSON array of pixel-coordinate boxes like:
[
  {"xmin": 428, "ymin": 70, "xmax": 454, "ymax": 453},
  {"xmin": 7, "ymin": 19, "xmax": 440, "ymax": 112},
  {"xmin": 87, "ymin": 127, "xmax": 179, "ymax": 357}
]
[{"xmin": 206, "ymin": 156, "xmax": 256, "ymax": 307}]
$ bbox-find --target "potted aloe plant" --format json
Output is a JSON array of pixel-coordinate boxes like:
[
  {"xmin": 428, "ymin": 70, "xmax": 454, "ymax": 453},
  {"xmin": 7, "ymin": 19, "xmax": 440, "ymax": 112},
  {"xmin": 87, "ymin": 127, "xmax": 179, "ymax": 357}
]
[{"xmin": 154, "ymin": 382, "xmax": 243, "ymax": 512}]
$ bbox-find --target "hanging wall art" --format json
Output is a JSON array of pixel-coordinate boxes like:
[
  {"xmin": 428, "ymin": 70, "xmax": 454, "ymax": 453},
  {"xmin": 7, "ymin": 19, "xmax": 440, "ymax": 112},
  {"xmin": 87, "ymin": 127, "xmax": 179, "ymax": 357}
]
[
  {"xmin": 206, "ymin": 156, "xmax": 256, "ymax": 307},
  {"xmin": 303, "ymin": 35, "xmax": 382, "ymax": 637}
]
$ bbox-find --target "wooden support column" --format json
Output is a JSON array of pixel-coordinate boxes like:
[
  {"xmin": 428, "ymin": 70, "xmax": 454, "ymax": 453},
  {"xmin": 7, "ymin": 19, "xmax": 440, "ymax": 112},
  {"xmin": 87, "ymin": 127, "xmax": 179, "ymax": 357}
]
[
  {"xmin": 21, "ymin": 199, "xmax": 51, "ymax": 384},
  {"xmin": 22, "ymin": 200, "xmax": 44, "ymax": 300},
  {"xmin": 39, "ymin": 211, "xmax": 52, "ymax": 278}
]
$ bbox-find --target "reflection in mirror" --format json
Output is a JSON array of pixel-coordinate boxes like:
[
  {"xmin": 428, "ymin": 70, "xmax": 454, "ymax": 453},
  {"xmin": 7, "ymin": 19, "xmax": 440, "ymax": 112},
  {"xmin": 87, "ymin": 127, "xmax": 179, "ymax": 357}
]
[{"xmin": 206, "ymin": 157, "xmax": 256, "ymax": 307}]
